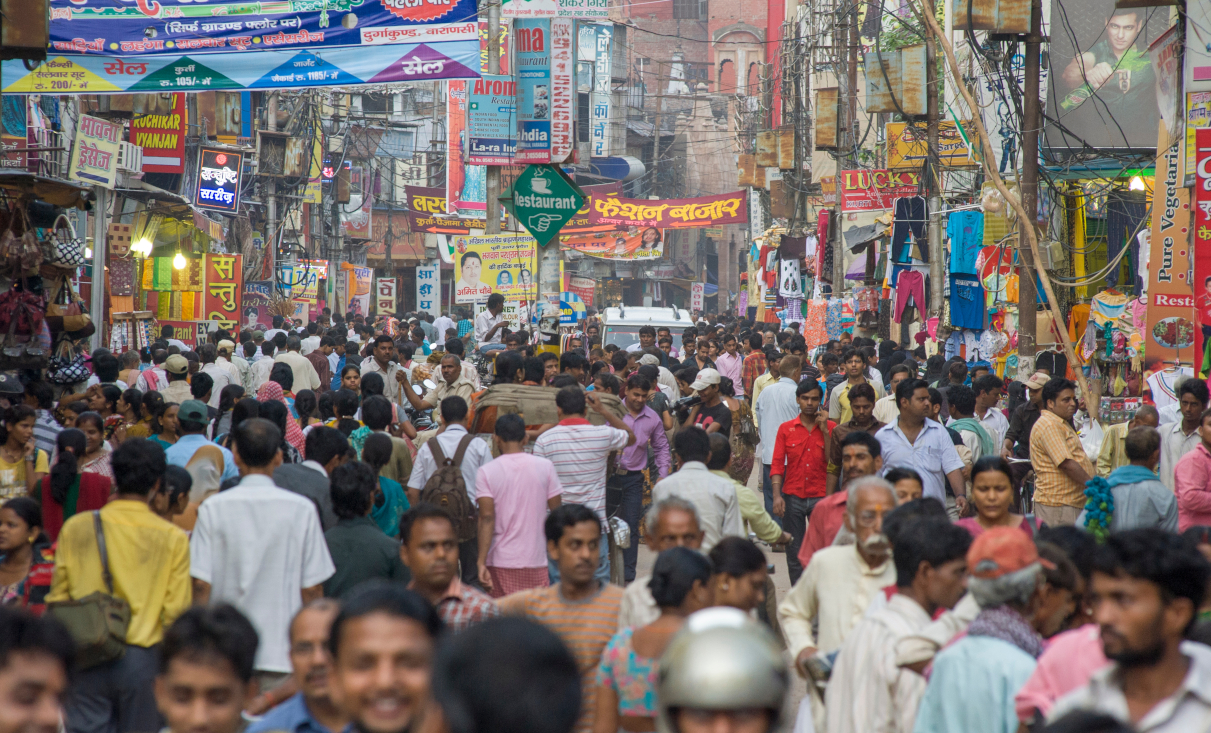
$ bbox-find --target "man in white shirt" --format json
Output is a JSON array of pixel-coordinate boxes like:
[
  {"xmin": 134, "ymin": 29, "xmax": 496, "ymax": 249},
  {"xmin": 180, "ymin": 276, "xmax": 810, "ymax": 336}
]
[
  {"xmin": 215, "ymin": 340, "xmax": 245, "ymax": 388},
  {"xmin": 136, "ymin": 349, "xmax": 169, "ymax": 393},
  {"xmin": 1158, "ymin": 378, "xmax": 1207, "ymax": 492},
  {"xmin": 161, "ymin": 325, "xmax": 189, "ymax": 352},
  {"xmin": 406, "ymin": 395, "xmax": 495, "ymax": 584},
  {"xmin": 198, "ymin": 344, "xmax": 233, "ymax": 408},
  {"xmin": 300, "ymin": 322, "xmax": 322, "ymax": 356},
  {"xmin": 650, "ymin": 428, "xmax": 741, "ymax": 552},
  {"xmin": 474, "ymin": 293, "xmax": 507, "ymax": 353},
  {"xmin": 361, "ymin": 335, "xmax": 407, "ymax": 407},
  {"xmin": 1048, "ymin": 529, "xmax": 1211, "ymax": 733},
  {"xmin": 873, "ymin": 365, "xmax": 913, "ymax": 425},
  {"xmin": 432, "ymin": 311, "xmax": 455, "ymax": 347},
  {"xmin": 972, "ymin": 373, "xmax": 1010, "ymax": 446},
  {"xmin": 625, "ymin": 325, "xmax": 658, "ymax": 354},
  {"xmin": 262, "ymin": 315, "xmax": 288, "ymax": 345},
  {"xmin": 617, "ymin": 497, "xmax": 704, "ymax": 629},
  {"xmin": 824, "ymin": 517, "xmax": 972, "ymax": 733},
  {"xmin": 755, "ymin": 355, "xmax": 804, "ymax": 523},
  {"xmin": 875, "ymin": 379, "xmax": 967, "ymax": 510},
  {"xmin": 532, "ymin": 387, "xmax": 635, "ymax": 584},
  {"xmin": 274, "ymin": 336, "xmax": 322, "ymax": 393},
  {"xmin": 190, "ymin": 417, "xmax": 335, "ymax": 689}
]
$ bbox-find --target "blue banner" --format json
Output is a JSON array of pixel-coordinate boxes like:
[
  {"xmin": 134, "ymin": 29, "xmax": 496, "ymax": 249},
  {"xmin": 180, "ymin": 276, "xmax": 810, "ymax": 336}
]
[
  {"xmin": 514, "ymin": 19, "xmax": 551, "ymax": 163},
  {"xmin": 49, "ymin": 0, "xmax": 479, "ymax": 56}
]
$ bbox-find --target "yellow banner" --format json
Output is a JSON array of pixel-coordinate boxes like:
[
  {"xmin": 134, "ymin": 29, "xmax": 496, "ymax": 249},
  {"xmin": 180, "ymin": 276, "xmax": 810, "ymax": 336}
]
[{"xmin": 886, "ymin": 121, "xmax": 978, "ymax": 169}]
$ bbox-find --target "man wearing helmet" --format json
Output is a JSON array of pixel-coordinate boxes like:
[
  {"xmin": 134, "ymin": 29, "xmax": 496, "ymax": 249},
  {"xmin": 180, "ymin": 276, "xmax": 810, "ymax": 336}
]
[{"xmin": 656, "ymin": 607, "xmax": 789, "ymax": 733}]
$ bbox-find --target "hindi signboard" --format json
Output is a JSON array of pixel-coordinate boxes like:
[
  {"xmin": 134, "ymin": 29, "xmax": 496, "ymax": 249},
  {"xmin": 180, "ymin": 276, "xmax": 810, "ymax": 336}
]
[
  {"xmin": 195, "ymin": 148, "xmax": 243, "ymax": 213},
  {"xmin": 1192, "ymin": 128, "xmax": 1211, "ymax": 376},
  {"xmin": 515, "ymin": 20, "xmax": 552, "ymax": 164},
  {"xmin": 377, "ymin": 277, "xmax": 398, "ymax": 315},
  {"xmin": 691, "ymin": 282, "xmax": 704, "ymax": 311},
  {"xmin": 453, "ymin": 233, "xmax": 538, "ymax": 304},
  {"xmin": 838, "ymin": 169, "xmax": 921, "ymax": 211},
  {"xmin": 550, "ymin": 18, "xmax": 574, "ymax": 162},
  {"xmin": 587, "ymin": 191, "xmax": 749, "ymax": 229},
  {"xmin": 416, "ymin": 264, "xmax": 439, "ymax": 313},
  {"xmin": 68, "ymin": 115, "xmax": 121, "ymax": 188},
  {"xmin": 203, "ymin": 254, "xmax": 244, "ymax": 330}
]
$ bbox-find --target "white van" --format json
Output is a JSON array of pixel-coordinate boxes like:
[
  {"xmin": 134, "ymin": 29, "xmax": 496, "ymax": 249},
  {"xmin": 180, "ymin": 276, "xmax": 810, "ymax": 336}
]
[{"xmin": 600, "ymin": 306, "xmax": 694, "ymax": 350}]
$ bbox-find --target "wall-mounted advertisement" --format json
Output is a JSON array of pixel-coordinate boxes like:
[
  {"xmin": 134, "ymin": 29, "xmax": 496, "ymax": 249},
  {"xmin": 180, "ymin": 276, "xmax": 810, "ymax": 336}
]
[
  {"xmin": 453, "ymin": 233, "xmax": 538, "ymax": 303},
  {"xmin": 515, "ymin": 20, "xmax": 552, "ymax": 163},
  {"xmin": 467, "ymin": 74, "xmax": 516, "ymax": 165},
  {"xmin": 195, "ymin": 148, "xmax": 243, "ymax": 212}
]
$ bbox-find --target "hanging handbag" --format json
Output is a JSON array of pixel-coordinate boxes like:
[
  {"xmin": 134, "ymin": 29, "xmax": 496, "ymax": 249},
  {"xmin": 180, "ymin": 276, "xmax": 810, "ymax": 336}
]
[
  {"xmin": 47, "ymin": 511, "xmax": 131, "ymax": 670},
  {"xmin": 44, "ymin": 214, "xmax": 86, "ymax": 269},
  {"xmin": 0, "ymin": 204, "xmax": 43, "ymax": 273},
  {"xmin": 45, "ymin": 276, "xmax": 91, "ymax": 334},
  {"xmin": 46, "ymin": 343, "xmax": 90, "ymax": 385}
]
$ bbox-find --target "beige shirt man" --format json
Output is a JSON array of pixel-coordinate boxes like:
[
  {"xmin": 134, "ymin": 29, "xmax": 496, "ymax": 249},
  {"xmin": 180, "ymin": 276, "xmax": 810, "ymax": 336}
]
[{"xmin": 275, "ymin": 349, "xmax": 322, "ymax": 392}]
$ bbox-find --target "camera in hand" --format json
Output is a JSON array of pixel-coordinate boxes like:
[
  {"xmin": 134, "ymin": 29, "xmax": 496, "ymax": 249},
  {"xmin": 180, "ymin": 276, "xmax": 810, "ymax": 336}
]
[{"xmin": 674, "ymin": 395, "xmax": 703, "ymax": 409}]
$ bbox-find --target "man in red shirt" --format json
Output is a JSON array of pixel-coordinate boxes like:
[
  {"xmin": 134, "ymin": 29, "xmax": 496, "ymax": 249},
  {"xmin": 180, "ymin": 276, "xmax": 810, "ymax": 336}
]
[
  {"xmin": 797, "ymin": 430, "xmax": 884, "ymax": 570},
  {"xmin": 771, "ymin": 379, "xmax": 834, "ymax": 584}
]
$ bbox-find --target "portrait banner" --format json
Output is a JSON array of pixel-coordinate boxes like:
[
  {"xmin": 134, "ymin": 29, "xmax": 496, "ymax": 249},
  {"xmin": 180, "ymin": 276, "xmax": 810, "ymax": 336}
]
[
  {"xmin": 453, "ymin": 233, "xmax": 538, "ymax": 304},
  {"xmin": 559, "ymin": 229, "xmax": 664, "ymax": 260},
  {"xmin": 241, "ymin": 281, "xmax": 274, "ymax": 331},
  {"xmin": 203, "ymin": 253, "xmax": 244, "ymax": 330},
  {"xmin": 343, "ymin": 264, "xmax": 373, "ymax": 317},
  {"xmin": 587, "ymin": 191, "xmax": 748, "ymax": 229}
]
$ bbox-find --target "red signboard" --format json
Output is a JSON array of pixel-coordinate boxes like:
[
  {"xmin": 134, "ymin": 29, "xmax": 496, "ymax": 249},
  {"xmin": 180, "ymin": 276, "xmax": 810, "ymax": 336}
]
[
  {"xmin": 588, "ymin": 191, "xmax": 748, "ymax": 229},
  {"xmin": 1193, "ymin": 128, "xmax": 1211, "ymax": 376},
  {"xmin": 569, "ymin": 275, "xmax": 595, "ymax": 306},
  {"xmin": 203, "ymin": 254, "xmax": 244, "ymax": 331},
  {"xmin": 131, "ymin": 94, "xmax": 186, "ymax": 174},
  {"xmin": 838, "ymin": 169, "xmax": 922, "ymax": 211}
]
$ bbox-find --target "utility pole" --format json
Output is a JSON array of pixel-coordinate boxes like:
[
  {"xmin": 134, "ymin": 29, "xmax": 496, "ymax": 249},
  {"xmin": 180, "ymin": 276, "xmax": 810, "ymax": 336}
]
[
  {"xmin": 926, "ymin": 0, "xmax": 943, "ymax": 318},
  {"xmin": 832, "ymin": 1, "xmax": 858, "ymax": 293},
  {"xmin": 1017, "ymin": 0, "xmax": 1041, "ymax": 377},
  {"xmin": 90, "ymin": 186, "xmax": 107, "ymax": 348},
  {"xmin": 652, "ymin": 67, "xmax": 665, "ymax": 192},
  {"xmin": 485, "ymin": 2, "xmax": 501, "ymax": 234}
]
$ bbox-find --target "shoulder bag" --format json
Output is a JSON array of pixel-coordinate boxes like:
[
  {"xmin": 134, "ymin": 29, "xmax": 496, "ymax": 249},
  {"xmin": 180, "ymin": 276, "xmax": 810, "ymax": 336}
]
[{"xmin": 46, "ymin": 511, "xmax": 131, "ymax": 669}]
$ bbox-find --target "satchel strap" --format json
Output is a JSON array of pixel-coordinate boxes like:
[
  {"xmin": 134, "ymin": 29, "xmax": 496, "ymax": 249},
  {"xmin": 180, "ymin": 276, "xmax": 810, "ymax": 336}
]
[{"xmin": 92, "ymin": 510, "xmax": 113, "ymax": 594}]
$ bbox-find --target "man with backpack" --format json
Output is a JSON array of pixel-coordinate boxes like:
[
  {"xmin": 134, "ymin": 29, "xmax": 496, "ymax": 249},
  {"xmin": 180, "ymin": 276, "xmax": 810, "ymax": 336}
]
[{"xmin": 406, "ymin": 396, "xmax": 495, "ymax": 585}]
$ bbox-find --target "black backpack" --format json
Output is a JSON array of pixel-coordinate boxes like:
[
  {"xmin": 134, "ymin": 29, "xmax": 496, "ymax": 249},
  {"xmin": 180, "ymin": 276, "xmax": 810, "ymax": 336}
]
[{"xmin": 419, "ymin": 434, "xmax": 478, "ymax": 541}]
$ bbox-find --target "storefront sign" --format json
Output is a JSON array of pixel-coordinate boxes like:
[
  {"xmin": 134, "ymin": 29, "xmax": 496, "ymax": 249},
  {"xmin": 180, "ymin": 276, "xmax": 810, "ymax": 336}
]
[
  {"xmin": 560, "ymin": 229, "xmax": 664, "ymax": 260},
  {"xmin": 68, "ymin": 115, "xmax": 121, "ymax": 189},
  {"xmin": 589, "ymin": 191, "xmax": 749, "ymax": 229},
  {"xmin": 405, "ymin": 185, "xmax": 448, "ymax": 214},
  {"xmin": 568, "ymin": 275, "xmax": 595, "ymax": 306},
  {"xmin": 479, "ymin": 19, "xmax": 510, "ymax": 75},
  {"xmin": 550, "ymin": 18, "xmax": 574, "ymax": 162},
  {"xmin": 407, "ymin": 210, "xmax": 483, "ymax": 235},
  {"xmin": 690, "ymin": 282, "xmax": 704, "ymax": 311},
  {"xmin": 453, "ymin": 233, "xmax": 538, "ymax": 303},
  {"xmin": 1146, "ymin": 127, "xmax": 1195, "ymax": 370},
  {"xmin": 4, "ymin": 39, "xmax": 480, "ymax": 93},
  {"xmin": 203, "ymin": 254, "xmax": 244, "ymax": 330},
  {"xmin": 49, "ymin": 0, "xmax": 478, "ymax": 57},
  {"xmin": 416, "ymin": 263, "xmax": 439, "ymax": 313},
  {"xmin": 277, "ymin": 263, "xmax": 321, "ymax": 303},
  {"xmin": 468, "ymin": 74, "xmax": 516, "ymax": 165},
  {"xmin": 559, "ymin": 291, "xmax": 585, "ymax": 324},
  {"xmin": 505, "ymin": 164, "xmax": 585, "ymax": 246},
  {"xmin": 130, "ymin": 94, "xmax": 185, "ymax": 174},
  {"xmin": 589, "ymin": 23, "xmax": 612, "ymax": 157},
  {"xmin": 242, "ymin": 282, "xmax": 273, "ymax": 331},
  {"xmin": 1193, "ymin": 127, "xmax": 1211, "ymax": 376},
  {"xmin": 886, "ymin": 121, "xmax": 975, "ymax": 169},
  {"xmin": 196, "ymin": 148, "xmax": 243, "ymax": 213},
  {"xmin": 502, "ymin": 0, "xmax": 608, "ymax": 18},
  {"xmin": 515, "ymin": 20, "xmax": 552, "ymax": 163},
  {"xmin": 1185, "ymin": 92, "xmax": 1211, "ymax": 183},
  {"xmin": 839, "ymin": 169, "xmax": 920, "ymax": 211},
  {"xmin": 376, "ymin": 277, "xmax": 398, "ymax": 314}
]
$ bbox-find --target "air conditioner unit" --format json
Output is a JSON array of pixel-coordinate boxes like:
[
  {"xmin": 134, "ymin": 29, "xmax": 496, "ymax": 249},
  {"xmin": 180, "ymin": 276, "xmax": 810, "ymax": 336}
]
[{"xmin": 116, "ymin": 142, "xmax": 143, "ymax": 173}]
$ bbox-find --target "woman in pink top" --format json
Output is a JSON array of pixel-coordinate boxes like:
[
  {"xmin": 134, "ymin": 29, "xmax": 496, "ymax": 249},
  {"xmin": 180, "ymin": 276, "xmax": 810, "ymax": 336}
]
[
  {"xmin": 1014, "ymin": 624, "xmax": 1109, "ymax": 725},
  {"xmin": 956, "ymin": 456, "xmax": 1035, "ymax": 539},
  {"xmin": 1173, "ymin": 411, "xmax": 1211, "ymax": 531}
]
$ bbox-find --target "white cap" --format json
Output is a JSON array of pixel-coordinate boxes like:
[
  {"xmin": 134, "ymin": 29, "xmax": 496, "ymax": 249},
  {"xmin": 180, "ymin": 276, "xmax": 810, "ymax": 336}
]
[
  {"xmin": 690, "ymin": 368, "xmax": 721, "ymax": 392},
  {"xmin": 639, "ymin": 354, "xmax": 660, "ymax": 366}
]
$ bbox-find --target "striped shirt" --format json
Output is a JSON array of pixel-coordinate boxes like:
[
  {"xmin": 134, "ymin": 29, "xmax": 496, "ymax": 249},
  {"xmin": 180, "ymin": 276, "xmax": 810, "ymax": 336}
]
[
  {"xmin": 532, "ymin": 419, "xmax": 630, "ymax": 523},
  {"xmin": 499, "ymin": 582, "xmax": 626, "ymax": 733}
]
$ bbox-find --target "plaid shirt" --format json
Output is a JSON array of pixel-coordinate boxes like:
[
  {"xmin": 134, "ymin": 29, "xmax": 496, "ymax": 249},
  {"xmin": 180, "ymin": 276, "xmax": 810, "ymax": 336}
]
[
  {"xmin": 1029, "ymin": 409, "xmax": 1094, "ymax": 508},
  {"xmin": 742, "ymin": 351, "xmax": 767, "ymax": 399},
  {"xmin": 457, "ymin": 319, "xmax": 474, "ymax": 338},
  {"xmin": 419, "ymin": 578, "xmax": 501, "ymax": 632}
]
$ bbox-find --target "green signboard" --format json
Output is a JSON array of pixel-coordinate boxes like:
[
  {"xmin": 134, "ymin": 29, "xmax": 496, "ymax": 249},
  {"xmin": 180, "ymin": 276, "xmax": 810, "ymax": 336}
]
[{"xmin": 500, "ymin": 164, "xmax": 586, "ymax": 247}]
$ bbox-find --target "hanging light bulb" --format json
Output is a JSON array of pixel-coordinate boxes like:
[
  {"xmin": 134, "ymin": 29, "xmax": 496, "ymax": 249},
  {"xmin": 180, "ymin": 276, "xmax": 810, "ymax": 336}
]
[
  {"xmin": 85, "ymin": 246, "xmax": 93, "ymax": 259},
  {"xmin": 173, "ymin": 251, "xmax": 186, "ymax": 270},
  {"xmin": 1129, "ymin": 175, "xmax": 1146, "ymax": 191}
]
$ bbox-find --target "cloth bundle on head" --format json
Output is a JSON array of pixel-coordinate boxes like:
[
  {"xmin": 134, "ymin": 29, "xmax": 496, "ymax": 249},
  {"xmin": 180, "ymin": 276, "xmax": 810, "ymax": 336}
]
[{"xmin": 256, "ymin": 381, "xmax": 306, "ymax": 456}]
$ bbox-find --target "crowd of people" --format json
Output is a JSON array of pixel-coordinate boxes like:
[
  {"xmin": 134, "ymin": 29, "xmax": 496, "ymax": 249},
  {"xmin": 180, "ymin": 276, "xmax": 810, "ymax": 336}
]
[{"xmin": 2, "ymin": 307, "xmax": 1211, "ymax": 733}]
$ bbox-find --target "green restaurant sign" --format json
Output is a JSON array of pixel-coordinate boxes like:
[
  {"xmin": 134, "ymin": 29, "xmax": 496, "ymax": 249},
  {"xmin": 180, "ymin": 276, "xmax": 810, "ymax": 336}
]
[{"xmin": 500, "ymin": 164, "xmax": 586, "ymax": 246}]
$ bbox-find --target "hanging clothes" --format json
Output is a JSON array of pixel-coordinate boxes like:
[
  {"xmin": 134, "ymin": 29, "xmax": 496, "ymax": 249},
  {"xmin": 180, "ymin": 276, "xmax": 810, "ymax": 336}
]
[
  {"xmin": 947, "ymin": 210, "xmax": 985, "ymax": 274},
  {"xmin": 892, "ymin": 196, "xmax": 927, "ymax": 262},
  {"xmin": 894, "ymin": 271, "xmax": 926, "ymax": 323},
  {"xmin": 950, "ymin": 274, "xmax": 985, "ymax": 329},
  {"xmin": 1105, "ymin": 192, "xmax": 1148, "ymax": 290},
  {"xmin": 804, "ymin": 299, "xmax": 828, "ymax": 348},
  {"xmin": 825, "ymin": 299, "xmax": 844, "ymax": 339},
  {"xmin": 1067, "ymin": 304, "xmax": 1092, "ymax": 345},
  {"xmin": 1090, "ymin": 291, "xmax": 1129, "ymax": 326}
]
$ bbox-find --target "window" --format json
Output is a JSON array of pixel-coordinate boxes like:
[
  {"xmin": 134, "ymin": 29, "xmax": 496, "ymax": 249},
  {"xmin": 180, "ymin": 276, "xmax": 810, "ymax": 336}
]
[
  {"xmin": 360, "ymin": 93, "xmax": 390, "ymax": 115},
  {"xmin": 685, "ymin": 63, "xmax": 710, "ymax": 84},
  {"xmin": 673, "ymin": 0, "xmax": 706, "ymax": 20}
]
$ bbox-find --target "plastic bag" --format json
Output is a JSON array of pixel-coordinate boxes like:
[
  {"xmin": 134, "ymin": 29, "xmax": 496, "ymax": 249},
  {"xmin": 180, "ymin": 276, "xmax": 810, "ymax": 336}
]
[{"xmin": 1080, "ymin": 419, "xmax": 1104, "ymax": 461}]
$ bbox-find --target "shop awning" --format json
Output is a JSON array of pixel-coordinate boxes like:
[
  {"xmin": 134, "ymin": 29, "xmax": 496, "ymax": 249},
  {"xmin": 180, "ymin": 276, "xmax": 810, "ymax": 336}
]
[{"xmin": 0, "ymin": 172, "xmax": 92, "ymax": 209}]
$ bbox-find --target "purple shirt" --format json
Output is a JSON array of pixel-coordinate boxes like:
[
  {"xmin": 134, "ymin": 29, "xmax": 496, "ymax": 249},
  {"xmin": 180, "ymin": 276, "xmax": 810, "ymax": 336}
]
[
  {"xmin": 619, "ymin": 405, "xmax": 671, "ymax": 478},
  {"xmin": 714, "ymin": 351, "xmax": 744, "ymax": 395}
]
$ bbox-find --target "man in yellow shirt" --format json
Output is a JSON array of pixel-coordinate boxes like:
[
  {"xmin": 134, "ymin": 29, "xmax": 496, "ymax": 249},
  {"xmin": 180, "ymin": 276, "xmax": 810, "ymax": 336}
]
[
  {"xmin": 49, "ymin": 439, "xmax": 191, "ymax": 733},
  {"xmin": 1096, "ymin": 405, "xmax": 1159, "ymax": 477}
]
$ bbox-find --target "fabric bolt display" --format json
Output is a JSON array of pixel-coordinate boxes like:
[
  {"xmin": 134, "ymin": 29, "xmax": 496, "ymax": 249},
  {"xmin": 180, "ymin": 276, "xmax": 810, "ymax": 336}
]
[
  {"xmin": 892, "ymin": 196, "xmax": 927, "ymax": 262},
  {"xmin": 1105, "ymin": 192, "xmax": 1148, "ymax": 290},
  {"xmin": 152, "ymin": 257, "xmax": 173, "ymax": 290},
  {"xmin": 141, "ymin": 262, "xmax": 153, "ymax": 291},
  {"xmin": 825, "ymin": 299, "xmax": 844, "ymax": 339},
  {"xmin": 170, "ymin": 292, "xmax": 183, "ymax": 320},
  {"xmin": 894, "ymin": 270, "xmax": 926, "ymax": 324},
  {"xmin": 181, "ymin": 292, "xmax": 196, "ymax": 321},
  {"xmin": 949, "ymin": 274, "xmax": 985, "ymax": 329},
  {"xmin": 109, "ymin": 259, "xmax": 135, "ymax": 297},
  {"xmin": 155, "ymin": 292, "xmax": 171, "ymax": 320},
  {"xmin": 947, "ymin": 211, "xmax": 985, "ymax": 274}
]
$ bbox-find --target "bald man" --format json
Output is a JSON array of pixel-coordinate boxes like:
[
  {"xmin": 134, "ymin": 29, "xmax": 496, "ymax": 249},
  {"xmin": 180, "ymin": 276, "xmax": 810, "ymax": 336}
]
[{"xmin": 1096, "ymin": 404, "xmax": 1160, "ymax": 478}]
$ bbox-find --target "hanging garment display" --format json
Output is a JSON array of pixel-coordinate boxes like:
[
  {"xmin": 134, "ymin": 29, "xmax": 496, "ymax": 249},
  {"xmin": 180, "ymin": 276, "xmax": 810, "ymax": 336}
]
[
  {"xmin": 894, "ymin": 271, "xmax": 926, "ymax": 323},
  {"xmin": 1105, "ymin": 192, "xmax": 1148, "ymax": 290},
  {"xmin": 1090, "ymin": 291, "xmax": 1129, "ymax": 326},
  {"xmin": 892, "ymin": 196, "xmax": 927, "ymax": 262},
  {"xmin": 825, "ymin": 299, "xmax": 844, "ymax": 339},
  {"xmin": 949, "ymin": 274, "xmax": 985, "ymax": 329},
  {"xmin": 947, "ymin": 210, "xmax": 985, "ymax": 274},
  {"xmin": 779, "ymin": 257, "xmax": 803, "ymax": 297},
  {"xmin": 1146, "ymin": 367, "xmax": 1192, "ymax": 410}
]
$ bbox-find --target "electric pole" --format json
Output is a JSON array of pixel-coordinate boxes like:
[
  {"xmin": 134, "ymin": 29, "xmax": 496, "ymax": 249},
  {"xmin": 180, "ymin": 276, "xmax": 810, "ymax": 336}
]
[
  {"xmin": 1017, "ymin": 0, "xmax": 1041, "ymax": 377},
  {"xmin": 485, "ymin": 2, "xmax": 501, "ymax": 234},
  {"xmin": 926, "ymin": 0, "xmax": 943, "ymax": 318}
]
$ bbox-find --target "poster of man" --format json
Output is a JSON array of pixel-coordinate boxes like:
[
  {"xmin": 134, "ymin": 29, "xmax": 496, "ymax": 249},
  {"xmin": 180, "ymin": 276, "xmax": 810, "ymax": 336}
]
[
  {"xmin": 1046, "ymin": 0, "xmax": 1168, "ymax": 151},
  {"xmin": 453, "ymin": 233, "xmax": 538, "ymax": 304}
]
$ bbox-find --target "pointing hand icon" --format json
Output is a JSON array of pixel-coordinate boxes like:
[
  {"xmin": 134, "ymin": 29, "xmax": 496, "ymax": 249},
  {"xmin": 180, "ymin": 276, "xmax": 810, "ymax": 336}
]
[{"xmin": 528, "ymin": 213, "xmax": 560, "ymax": 232}]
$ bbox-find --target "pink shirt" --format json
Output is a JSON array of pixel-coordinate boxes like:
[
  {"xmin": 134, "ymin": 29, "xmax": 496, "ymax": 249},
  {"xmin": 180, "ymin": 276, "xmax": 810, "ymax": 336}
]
[
  {"xmin": 475, "ymin": 452, "xmax": 563, "ymax": 569},
  {"xmin": 1015, "ymin": 624, "xmax": 1109, "ymax": 723},
  {"xmin": 714, "ymin": 351, "xmax": 743, "ymax": 395},
  {"xmin": 1174, "ymin": 443, "xmax": 1211, "ymax": 531}
]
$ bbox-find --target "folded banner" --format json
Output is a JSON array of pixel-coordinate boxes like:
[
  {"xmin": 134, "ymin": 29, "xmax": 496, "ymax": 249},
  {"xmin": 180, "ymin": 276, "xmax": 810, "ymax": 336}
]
[
  {"xmin": 49, "ymin": 0, "xmax": 478, "ymax": 57},
  {"xmin": 4, "ymin": 39, "xmax": 478, "ymax": 93},
  {"xmin": 587, "ymin": 191, "xmax": 748, "ymax": 229}
]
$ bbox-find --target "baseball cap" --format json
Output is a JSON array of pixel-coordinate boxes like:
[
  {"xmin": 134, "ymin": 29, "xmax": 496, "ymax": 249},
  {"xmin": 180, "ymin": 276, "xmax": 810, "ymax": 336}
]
[
  {"xmin": 178, "ymin": 400, "xmax": 209, "ymax": 423},
  {"xmin": 252, "ymin": 330, "xmax": 265, "ymax": 340},
  {"xmin": 967, "ymin": 527, "xmax": 1055, "ymax": 579},
  {"xmin": 1024, "ymin": 371, "xmax": 1049, "ymax": 390},
  {"xmin": 165, "ymin": 354, "xmax": 189, "ymax": 374},
  {"xmin": 690, "ymin": 368, "xmax": 722, "ymax": 392},
  {"xmin": 639, "ymin": 354, "xmax": 660, "ymax": 366},
  {"xmin": 217, "ymin": 339, "xmax": 235, "ymax": 351}
]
